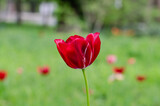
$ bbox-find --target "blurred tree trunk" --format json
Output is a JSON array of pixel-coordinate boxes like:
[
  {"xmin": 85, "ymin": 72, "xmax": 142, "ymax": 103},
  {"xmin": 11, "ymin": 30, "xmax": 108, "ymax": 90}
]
[
  {"xmin": 157, "ymin": 0, "xmax": 160, "ymax": 8},
  {"xmin": 68, "ymin": 0, "xmax": 84, "ymax": 20},
  {"xmin": 15, "ymin": 0, "xmax": 22, "ymax": 25},
  {"xmin": 56, "ymin": 0, "xmax": 84, "ymax": 31},
  {"xmin": 57, "ymin": 14, "xmax": 66, "ymax": 31},
  {"xmin": 57, "ymin": 2, "xmax": 66, "ymax": 31},
  {"xmin": 29, "ymin": 1, "xmax": 37, "ymax": 12},
  {"xmin": 152, "ymin": 0, "xmax": 160, "ymax": 8},
  {"xmin": 0, "ymin": 0, "xmax": 1, "ymax": 10},
  {"xmin": 0, "ymin": 1, "xmax": 1, "ymax": 22}
]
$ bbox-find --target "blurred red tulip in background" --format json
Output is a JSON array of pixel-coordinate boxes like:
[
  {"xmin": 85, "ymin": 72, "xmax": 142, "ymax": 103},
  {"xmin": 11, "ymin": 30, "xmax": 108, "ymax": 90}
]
[
  {"xmin": 137, "ymin": 76, "xmax": 146, "ymax": 82},
  {"xmin": 0, "ymin": 70, "xmax": 7, "ymax": 81},
  {"xmin": 113, "ymin": 67, "xmax": 124, "ymax": 74},
  {"xmin": 38, "ymin": 66, "xmax": 50, "ymax": 75}
]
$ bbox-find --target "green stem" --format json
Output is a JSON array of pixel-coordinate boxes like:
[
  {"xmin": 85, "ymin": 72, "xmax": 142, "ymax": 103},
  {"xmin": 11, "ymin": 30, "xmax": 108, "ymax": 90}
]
[{"xmin": 82, "ymin": 69, "xmax": 90, "ymax": 106}]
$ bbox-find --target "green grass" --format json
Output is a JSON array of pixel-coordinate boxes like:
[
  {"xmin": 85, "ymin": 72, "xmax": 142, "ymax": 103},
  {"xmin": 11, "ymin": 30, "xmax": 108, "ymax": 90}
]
[{"xmin": 0, "ymin": 24, "xmax": 160, "ymax": 106}]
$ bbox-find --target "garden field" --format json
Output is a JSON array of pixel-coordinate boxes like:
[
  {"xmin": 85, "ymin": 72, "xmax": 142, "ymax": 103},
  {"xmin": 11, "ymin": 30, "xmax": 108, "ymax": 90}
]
[{"xmin": 0, "ymin": 24, "xmax": 160, "ymax": 106}]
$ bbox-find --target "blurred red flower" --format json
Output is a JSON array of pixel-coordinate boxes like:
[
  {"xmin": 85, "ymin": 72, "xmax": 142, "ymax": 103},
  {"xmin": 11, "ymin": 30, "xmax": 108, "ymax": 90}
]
[
  {"xmin": 113, "ymin": 67, "xmax": 124, "ymax": 74},
  {"xmin": 106, "ymin": 55, "xmax": 117, "ymax": 64},
  {"xmin": 38, "ymin": 66, "xmax": 50, "ymax": 75},
  {"xmin": 54, "ymin": 32, "xmax": 101, "ymax": 69},
  {"xmin": 0, "ymin": 70, "xmax": 7, "ymax": 81},
  {"xmin": 137, "ymin": 76, "xmax": 146, "ymax": 82}
]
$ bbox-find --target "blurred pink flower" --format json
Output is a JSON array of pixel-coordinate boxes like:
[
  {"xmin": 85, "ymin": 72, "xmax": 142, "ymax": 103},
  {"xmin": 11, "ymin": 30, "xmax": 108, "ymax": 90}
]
[
  {"xmin": 38, "ymin": 66, "xmax": 50, "ymax": 75},
  {"xmin": 17, "ymin": 67, "xmax": 23, "ymax": 74},
  {"xmin": 106, "ymin": 55, "xmax": 117, "ymax": 64},
  {"xmin": 128, "ymin": 57, "xmax": 136, "ymax": 64}
]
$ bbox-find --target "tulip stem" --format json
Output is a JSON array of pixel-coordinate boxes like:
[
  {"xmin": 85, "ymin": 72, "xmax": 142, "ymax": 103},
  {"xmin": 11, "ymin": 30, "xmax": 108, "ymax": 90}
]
[{"xmin": 82, "ymin": 69, "xmax": 90, "ymax": 106}]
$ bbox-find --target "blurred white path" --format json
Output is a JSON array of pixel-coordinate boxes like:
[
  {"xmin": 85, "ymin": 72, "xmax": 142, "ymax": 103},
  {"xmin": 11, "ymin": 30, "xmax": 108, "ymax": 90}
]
[{"xmin": 0, "ymin": 11, "xmax": 57, "ymax": 26}]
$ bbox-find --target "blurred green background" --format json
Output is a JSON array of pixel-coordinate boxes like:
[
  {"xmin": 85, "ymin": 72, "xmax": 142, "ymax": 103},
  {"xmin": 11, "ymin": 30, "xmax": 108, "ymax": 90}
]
[{"xmin": 0, "ymin": 0, "xmax": 160, "ymax": 106}]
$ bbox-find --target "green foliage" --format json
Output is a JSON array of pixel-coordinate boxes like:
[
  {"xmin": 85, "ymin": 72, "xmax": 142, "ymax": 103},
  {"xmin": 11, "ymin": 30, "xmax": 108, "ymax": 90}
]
[
  {"xmin": 83, "ymin": 0, "xmax": 151, "ymax": 27},
  {"xmin": 53, "ymin": 0, "xmax": 160, "ymax": 32}
]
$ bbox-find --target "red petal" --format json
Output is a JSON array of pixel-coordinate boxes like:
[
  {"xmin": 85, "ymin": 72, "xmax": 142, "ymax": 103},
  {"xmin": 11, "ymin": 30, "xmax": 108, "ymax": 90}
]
[
  {"xmin": 80, "ymin": 40, "xmax": 92, "ymax": 67},
  {"xmin": 72, "ymin": 38, "xmax": 92, "ymax": 68},
  {"xmin": 86, "ymin": 32, "xmax": 101, "ymax": 65},
  {"xmin": 66, "ymin": 35, "xmax": 84, "ymax": 43},
  {"xmin": 54, "ymin": 39, "xmax": 77, "ymax": 68}
]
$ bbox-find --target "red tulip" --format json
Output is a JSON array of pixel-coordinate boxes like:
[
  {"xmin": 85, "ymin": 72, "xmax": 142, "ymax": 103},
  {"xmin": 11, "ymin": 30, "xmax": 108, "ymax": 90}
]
[
  {"xmin": 137, "ymin": 76, "xmax": 146, "ymax": 82},
  {"xmin": 0, "ymin": 70, "xmax": 7, "ymax": 81},
  {"xmin": 38, "ymin": 66, "xmax": 50, "ymax": 75},
  {"xmin": 54, "ymin": 32, "xmax": 101, "ymax": 69},
  {"xmin": 113, "ymin": 67, "xmax": 124, "ymax": 74}
]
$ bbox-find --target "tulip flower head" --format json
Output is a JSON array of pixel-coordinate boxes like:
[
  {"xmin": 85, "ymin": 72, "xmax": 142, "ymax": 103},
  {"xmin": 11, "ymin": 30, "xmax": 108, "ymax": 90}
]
[
  {"xmin": 137, "ymin": 76, "xmax": 146, "ymax": 82},
  {"xmin": 54, "ymin": 32, "xmax": 101, "ymax": 69},
  {"xmin": 106, "ymin": 55, "xmax": 117, "ymax": 64},
  {"xmin": 38, "ymin": 66, "xmax": 50, "ymax": 75},
  {"xmin": 0, "ymin": 70, "xmax": 7, "ymax": 81}
]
